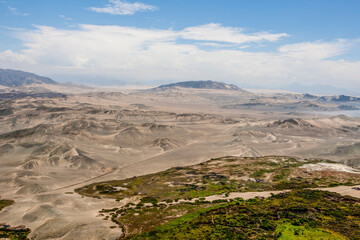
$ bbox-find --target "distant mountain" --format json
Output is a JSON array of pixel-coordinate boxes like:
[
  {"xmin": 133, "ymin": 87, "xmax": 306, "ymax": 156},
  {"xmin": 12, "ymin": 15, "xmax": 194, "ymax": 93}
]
[
  {"xmin": 282, "ymin": 83, "xmax": 359, "ymax": 96},
  {"xmin": 0, "ymin": 69, "xmax": 57, "ymax": 87},
  {"xmin": 318, "ymin": 95, "xmax": 360, "ymax": 103},
  {"xmin": 154, "ymin": 80, "xmax": 240, "ymax": 90},
  {"xmin": 237, "ymin": 82, "xmax": 360, "ymax": 96}
]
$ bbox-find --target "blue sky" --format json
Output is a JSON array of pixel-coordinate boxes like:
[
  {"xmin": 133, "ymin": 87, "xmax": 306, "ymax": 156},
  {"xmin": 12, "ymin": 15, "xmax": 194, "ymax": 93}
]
[{"xmin": 0, "ymin": 0, "xmax": 359, "ymax": 88}]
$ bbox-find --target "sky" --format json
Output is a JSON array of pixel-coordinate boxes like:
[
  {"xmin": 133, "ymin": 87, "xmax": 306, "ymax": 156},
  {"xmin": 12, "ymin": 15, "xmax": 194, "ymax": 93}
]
[{"xmin": 0, "ymin": 0, "xmax": 359, "ymax": 89}]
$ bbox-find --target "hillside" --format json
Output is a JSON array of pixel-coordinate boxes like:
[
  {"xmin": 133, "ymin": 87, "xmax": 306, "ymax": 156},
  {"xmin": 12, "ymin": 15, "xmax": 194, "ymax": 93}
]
[
  {"xmin": 77, "ymin": 156, "xmax": 360, "ymax": 238},
  {"xmin": 0, "ymin": 69, "xmax": 57, "ymax": 87}
]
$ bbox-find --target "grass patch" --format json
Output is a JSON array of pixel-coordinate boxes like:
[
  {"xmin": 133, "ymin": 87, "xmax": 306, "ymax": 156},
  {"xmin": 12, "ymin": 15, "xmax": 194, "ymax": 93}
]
[{"xmin": 276, "ymin": 223, "xmax": 346, "ymax": 240}]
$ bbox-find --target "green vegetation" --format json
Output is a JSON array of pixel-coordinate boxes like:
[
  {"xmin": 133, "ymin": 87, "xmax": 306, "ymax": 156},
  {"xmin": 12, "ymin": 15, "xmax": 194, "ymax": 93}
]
[
  {"xmin": 0, "ymin": 200, "xmax": 31, "ymax": 240},
  {"xmin": 140, "ymin": 196, "xmax": 159, "ymax": 205},
  {"xmin": 129, "ymin": 190, "xmax": 360, "ymax": 240},
  {"xmin": 250, "ymin": 169, "xmax": 273, "ymax": 178},
  {"xmin": 76, "ymin": 156, "xmax": 360, "ymax": 239},
  {"xmin": 0, "ymin": 228, "xmax": 30, "ymax": 240},
  {"xmin": 276, "ymin": 223, "xmax": 345, "ymax": 240},
  {"xmin": 112, "ymin": 201, "xmax": 216, "ymax": 236},
  {"xmin": 0, "ymin": 199, "xmax": 14, "ymax": 211}
]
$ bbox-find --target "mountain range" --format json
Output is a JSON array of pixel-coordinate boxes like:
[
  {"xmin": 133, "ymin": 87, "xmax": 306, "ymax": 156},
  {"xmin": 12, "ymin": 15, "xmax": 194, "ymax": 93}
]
[
  {"xmin": 1, "ymin": 69, "xmax": 360, "ymax": 104},
  {"xmin": 0, "ymin": 68, "xmax": 57, "ymax": 87}
]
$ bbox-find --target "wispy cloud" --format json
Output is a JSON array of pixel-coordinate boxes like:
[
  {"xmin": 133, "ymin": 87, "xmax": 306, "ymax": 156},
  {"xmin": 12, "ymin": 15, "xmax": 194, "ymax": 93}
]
[
  {"xmin": 278, "ymin": 40, "xmax": 352, "ymax": 60},
  {"xmin": 180, "ymin": 23, "xmax": 289, "ymax": 45},
  {"xmin": 59, "ymin": 15, "xmax": 72, "ymax": 21},
  {"xmin": 1, "ymin": 25, "xmax": 26, "ymax": 31},
  {"xmin": 8, "ymin": 6, "xmax": 29, "ymax": 16},
  {"xmin": 89, "ymin": 0, "xmax": 158, "ymax": 15},
  {"xmin": 58, "ymin": 14, "xmax": 75, "ymax": 27}
]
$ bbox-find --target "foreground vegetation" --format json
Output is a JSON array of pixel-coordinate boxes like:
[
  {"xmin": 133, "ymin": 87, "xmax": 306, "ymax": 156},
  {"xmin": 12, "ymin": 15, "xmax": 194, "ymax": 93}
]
[
  {"xmin": 76, "ymin": 156, "xmax": 360, "ymax": 238},
  {"xmin": 129, "ymin": 190, "xmax": 360, "ymax": 239},
  {"xmin": 77, "ymin": 156, "xmax": 360, "ymax": 201},
  {"xmin": 0, "ymin": 200, "xmax": 30, "ymax": 240}
]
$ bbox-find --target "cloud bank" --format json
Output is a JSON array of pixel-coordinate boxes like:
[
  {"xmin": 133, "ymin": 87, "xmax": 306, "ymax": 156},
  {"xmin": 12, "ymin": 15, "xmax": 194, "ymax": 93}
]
[{"xmin": 0, "ymin": 23, "xmax": 359, "ymax": 89}]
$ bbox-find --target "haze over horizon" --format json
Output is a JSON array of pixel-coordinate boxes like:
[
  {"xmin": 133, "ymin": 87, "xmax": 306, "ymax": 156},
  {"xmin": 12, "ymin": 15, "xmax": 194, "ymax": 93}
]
[{"xmin": 0, "ymin": 0, "xmax": 359, "ymax": 91}]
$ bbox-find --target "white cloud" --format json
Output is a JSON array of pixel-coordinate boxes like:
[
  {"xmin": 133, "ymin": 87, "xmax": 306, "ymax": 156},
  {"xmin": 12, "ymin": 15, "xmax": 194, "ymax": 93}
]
[
  {"xmin": 89, "ymin": 0, "xmax": 158, "ymax": 15},
  {"xmin": 180, "ymin": 23, "xmax": 289, "ymax": 44},
  {"xmin": 0, "ymin": 50, "xmax": 35, "ymax": 64},
  {"xmin": 1, "ymin": 24, "xmax": 359, "ymax": 89}
]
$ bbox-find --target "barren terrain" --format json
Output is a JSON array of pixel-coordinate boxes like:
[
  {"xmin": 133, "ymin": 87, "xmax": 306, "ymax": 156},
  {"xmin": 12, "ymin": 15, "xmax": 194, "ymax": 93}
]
[{"xmin": 1, "ymin": 86, "xmax": 360, "ymax": 239}]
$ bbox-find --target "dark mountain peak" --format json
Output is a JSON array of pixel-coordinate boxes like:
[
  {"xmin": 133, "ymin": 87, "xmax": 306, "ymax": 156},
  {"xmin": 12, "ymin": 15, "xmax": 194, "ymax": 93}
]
[
  {"xmin": 155, "ymin": 80, "xmax": 240, "ymax": 90},
  {"xmin": 272, "ymin": 118, "xmax": 318, "ymax": 129},
  {"xmin": 331, "ymin": 95, "xmax": 360, "ymax": 102},
  {"xmin": 302, "ymin": 93, "xmax": 318, "ymax": 99},
  {"xmin": 0, "ymin": 69, "xmax": 57, "ymax": 87}
]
